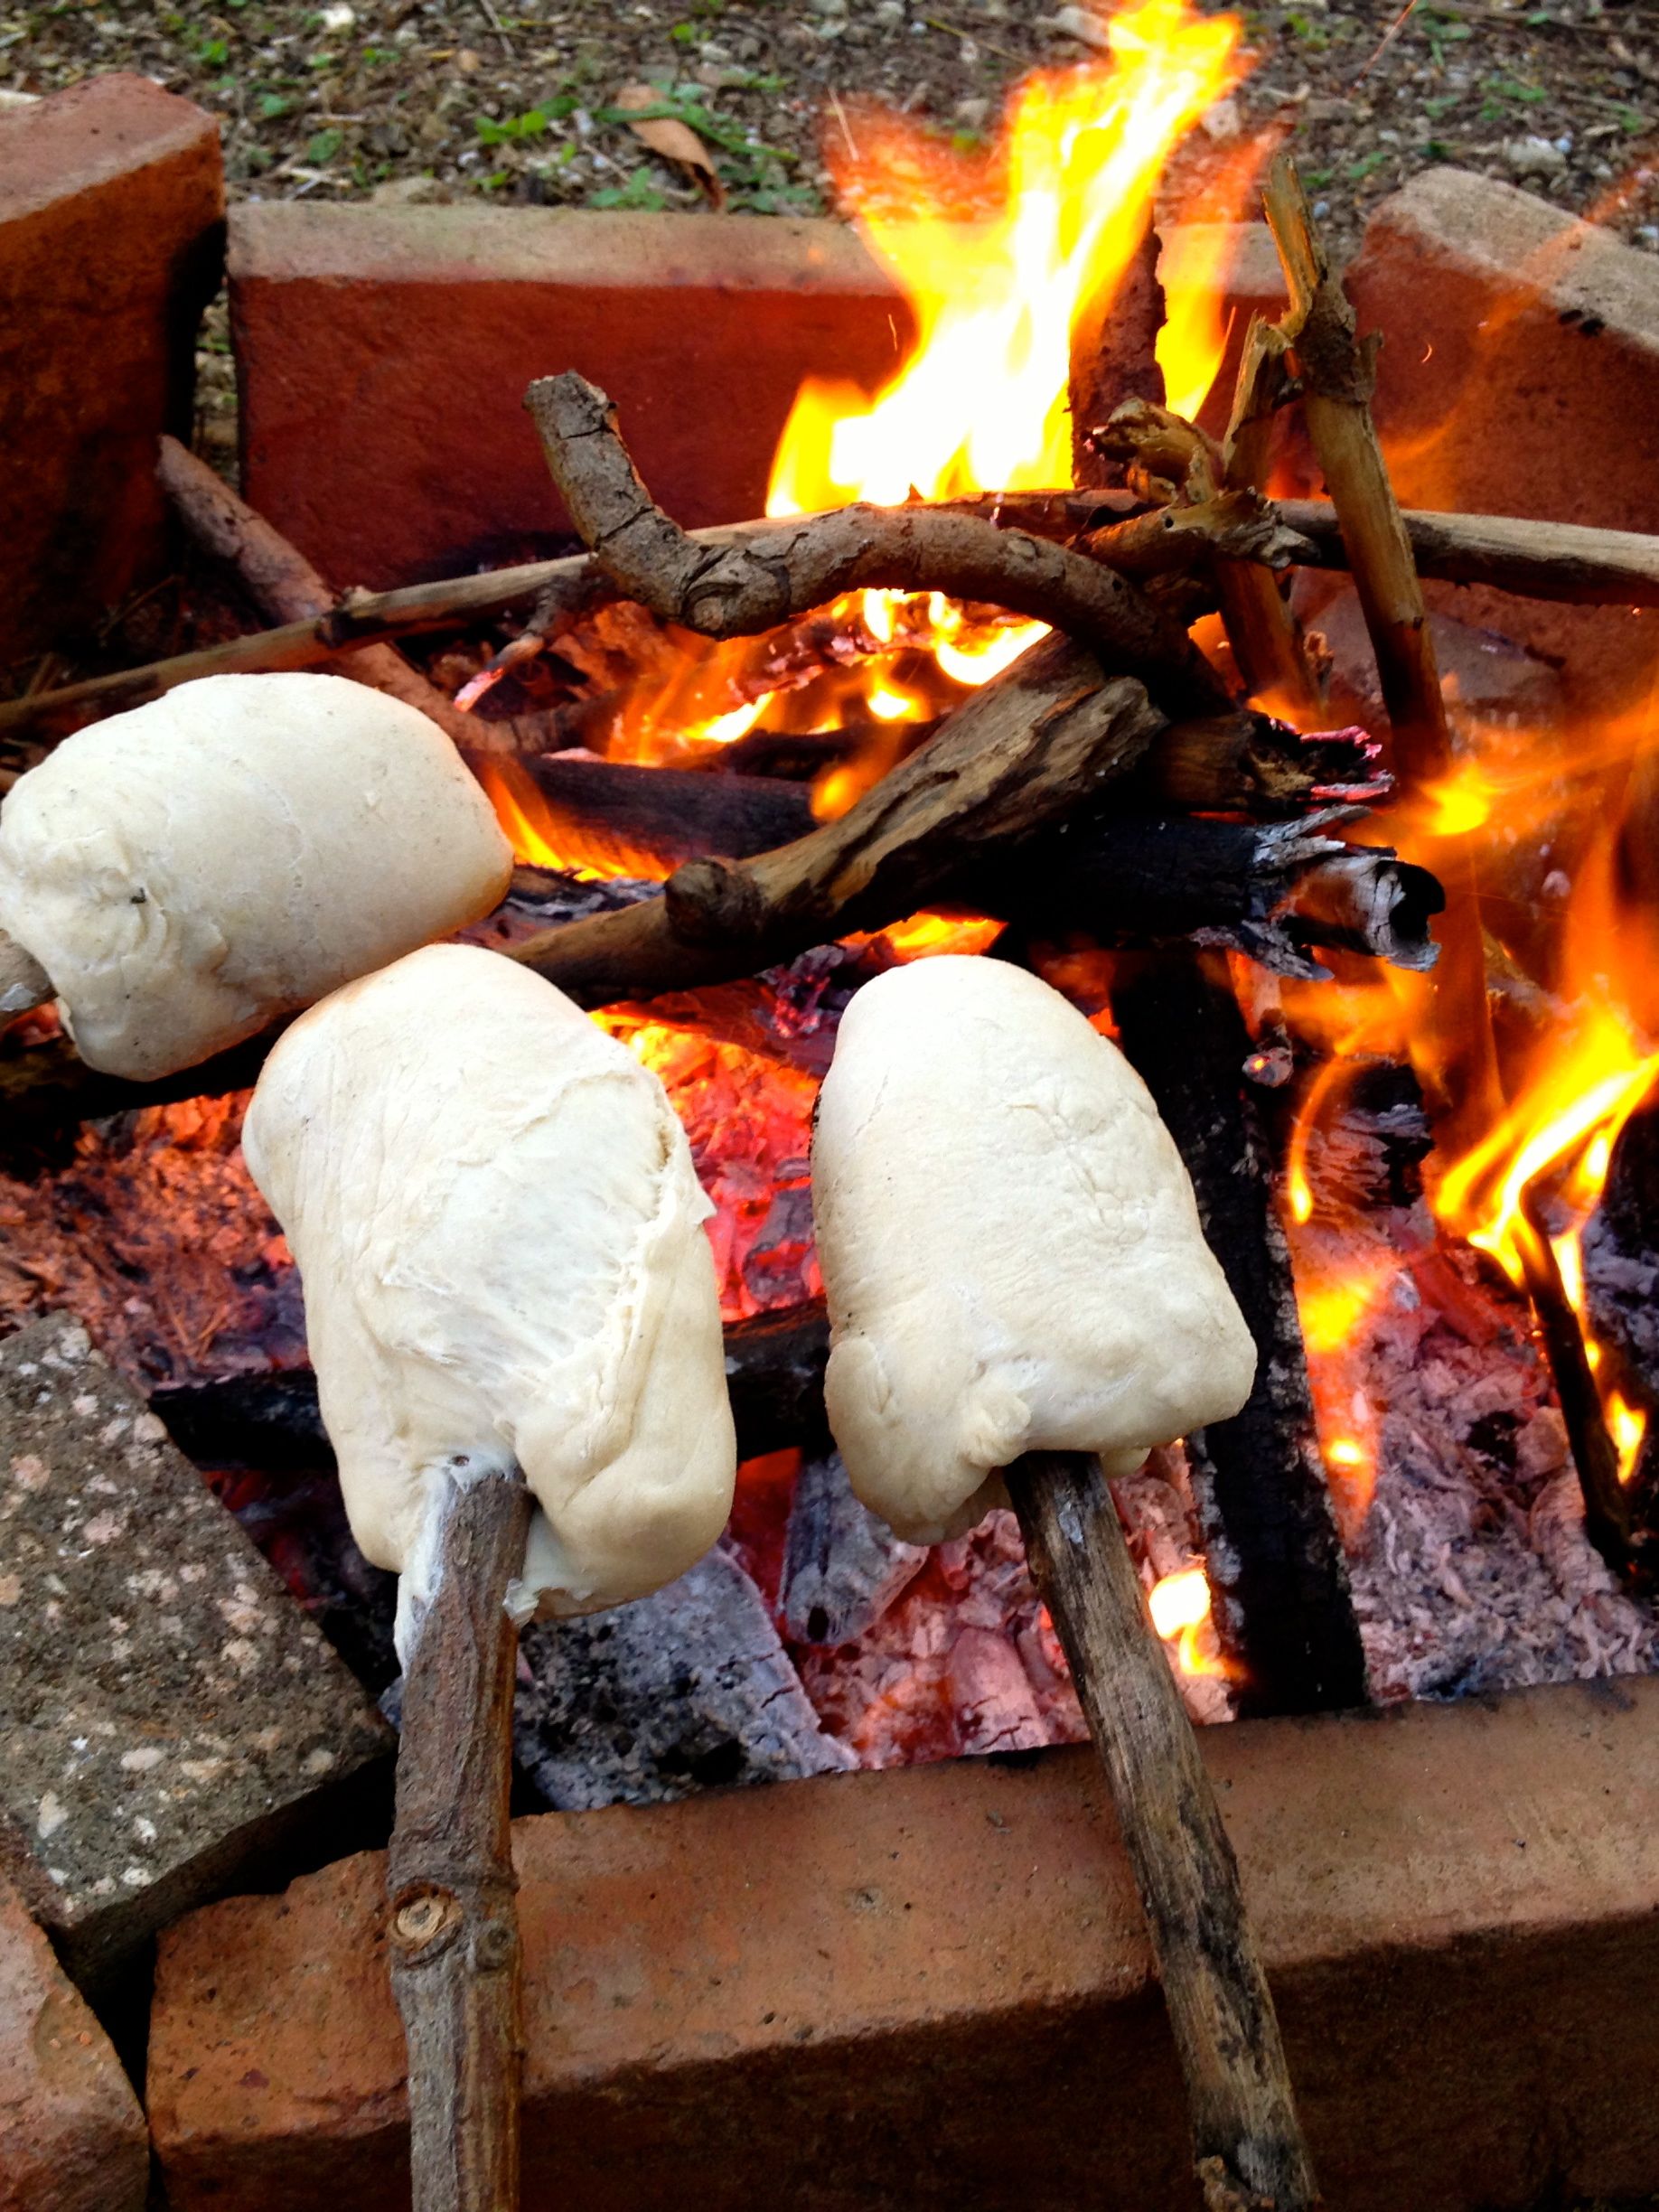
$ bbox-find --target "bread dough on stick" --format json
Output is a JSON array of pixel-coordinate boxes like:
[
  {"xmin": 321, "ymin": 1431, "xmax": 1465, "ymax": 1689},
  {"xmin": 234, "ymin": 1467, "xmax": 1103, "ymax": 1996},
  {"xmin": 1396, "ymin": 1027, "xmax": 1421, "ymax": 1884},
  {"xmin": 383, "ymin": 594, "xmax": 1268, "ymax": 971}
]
[
  {"xmin": 0, "ymin": 672, "xmax": 512, "ymax": 1080},
  {"xmin": 811, "ymin": 956, "xmax": 1257, "ymax": 1544},
  {"xmin": 242, "ymin": 942, "xmax": 736, "ymax": 1617}
]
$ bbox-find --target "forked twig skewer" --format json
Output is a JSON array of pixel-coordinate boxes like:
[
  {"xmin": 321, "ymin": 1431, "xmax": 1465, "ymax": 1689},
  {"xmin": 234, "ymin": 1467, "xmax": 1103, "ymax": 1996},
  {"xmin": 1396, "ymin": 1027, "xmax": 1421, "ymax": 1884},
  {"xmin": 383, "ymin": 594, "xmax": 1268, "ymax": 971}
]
[
  {"xmin": 1011, "ymin": 1450, "xmax": 1320, "ymax": 2209},
  {"xmin": 388, "ymin": 1456, "xmax": 533, "ymax": 2212}
]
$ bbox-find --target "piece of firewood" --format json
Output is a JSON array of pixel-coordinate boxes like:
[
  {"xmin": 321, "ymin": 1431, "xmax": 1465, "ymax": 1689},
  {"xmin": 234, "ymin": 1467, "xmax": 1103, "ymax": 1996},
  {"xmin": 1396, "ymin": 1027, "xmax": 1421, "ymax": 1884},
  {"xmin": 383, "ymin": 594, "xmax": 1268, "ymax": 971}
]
[
  {"xmin": 154, "ymin": 1300, "xmax": 833, "ymax": 1480},
  {"xmin": 506, "ymin": 637, "xmax": 1171, "ymax": 1007},
  {"xmin": 7, "ymin": 480, "xmax": 1659, "ymax": 749},
  {"xmin": 1112, "ymin": 953, "xmax": 1369, "ymax": 1716},
  {"xmin": 525, "ymin": 370, "xmax": 1232, "ymax": 717},
  {"xmin": 1006, "ymin": 1449, "xmax": 1322, "ymax": 2212},
  {"xmin": 1216, "ymin": 315, "xmax": 1325, "ymax": 717},
  {"xmin": 155, "ymin": 438, "xmax": 498, "ymax": 755},
  {"xmin": 1260, "ymin": 156, "xmax": 1503, "ymax": 1157},
  {"xmin": 387, "ymin": 1456, "xmax": 533, "ymax": 2212},
  {"xmin": 512, "ymin": 763, "xmax": 1436, "ymax": 977},
  {"xmin": 1275, "ymin": 501, "xmax": 1659, "ymax": 609}
]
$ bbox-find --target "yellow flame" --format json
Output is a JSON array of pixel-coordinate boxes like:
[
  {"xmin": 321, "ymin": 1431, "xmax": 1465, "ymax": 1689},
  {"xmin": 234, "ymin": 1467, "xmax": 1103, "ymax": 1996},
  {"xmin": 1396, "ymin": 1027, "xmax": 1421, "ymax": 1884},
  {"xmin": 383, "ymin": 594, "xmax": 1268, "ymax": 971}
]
[
  {"xmin": 768, "ymin": 0, "xmax": 1244, "ymax": 517},
  {"xmin": 1148, "ymin": 1563, "xmax": 1230, "ymax": 1680}
]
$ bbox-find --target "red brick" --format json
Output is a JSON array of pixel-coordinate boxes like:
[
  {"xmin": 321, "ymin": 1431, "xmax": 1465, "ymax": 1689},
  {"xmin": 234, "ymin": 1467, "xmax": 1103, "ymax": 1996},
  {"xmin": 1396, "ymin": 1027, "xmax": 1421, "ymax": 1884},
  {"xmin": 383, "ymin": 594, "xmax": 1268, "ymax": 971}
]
[
  {"xmin": 0, "ymin": 76, "xmax": 224, "ymax": 667},
  {"xmin": 1345, "ymin": 166, "xmax": 1659, "ymax": 712},
  {"xmin": 230, "ymin": 206, "xmax": 915, "ymax": 590},
  {"xmin": 152, "ymin": 1675, "xmax": 1659, "ymax": 2212},
  {"xmin": 0, "ymin": 1870, "xmax": 146, "ymax": 2212}
]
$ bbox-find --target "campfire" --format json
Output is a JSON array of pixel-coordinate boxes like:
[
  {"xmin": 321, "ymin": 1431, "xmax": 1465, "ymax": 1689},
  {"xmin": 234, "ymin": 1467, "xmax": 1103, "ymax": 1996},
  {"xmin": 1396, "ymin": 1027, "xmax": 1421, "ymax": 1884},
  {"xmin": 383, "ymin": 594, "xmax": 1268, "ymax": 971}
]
[{"xmin": 5, "ymin": 4, "xmax": 1659, "ymax": 2206}]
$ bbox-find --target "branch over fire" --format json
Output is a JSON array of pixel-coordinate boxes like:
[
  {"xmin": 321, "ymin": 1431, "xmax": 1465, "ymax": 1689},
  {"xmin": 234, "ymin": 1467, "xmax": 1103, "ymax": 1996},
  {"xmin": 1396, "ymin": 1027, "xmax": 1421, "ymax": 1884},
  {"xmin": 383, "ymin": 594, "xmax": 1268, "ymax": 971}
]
[
  {"xmin": 5, "ymin": 488, "xmax": 1659, "ymax": 752},
  {"xmin": 524, "ymin": 371, "xmax": 1231, "ymax": 717}
]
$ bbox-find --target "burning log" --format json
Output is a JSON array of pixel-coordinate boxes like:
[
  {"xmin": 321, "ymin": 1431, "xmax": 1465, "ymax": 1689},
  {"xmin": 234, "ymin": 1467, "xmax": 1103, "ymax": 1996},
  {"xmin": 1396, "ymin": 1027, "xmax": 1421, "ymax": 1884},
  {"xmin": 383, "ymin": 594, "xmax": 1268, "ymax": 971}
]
[
  {"xmin": 1005, "ymin": 808, "xmax": 1442, "ymax": 979},
  {"xmin": 1112, "ymin": 952, "xmax": 1370, "ymax": 1717},
  {"xmin": 515, "ymin": 757, "xmax": 1434, "ymax": 976},
  {"xmin": 525, "ymin": 370, "xmax": 1232, "ymax": 717},
  {"xmin": 504, "ymin": 636, "xmax": 1169, "ymax": 1008}
]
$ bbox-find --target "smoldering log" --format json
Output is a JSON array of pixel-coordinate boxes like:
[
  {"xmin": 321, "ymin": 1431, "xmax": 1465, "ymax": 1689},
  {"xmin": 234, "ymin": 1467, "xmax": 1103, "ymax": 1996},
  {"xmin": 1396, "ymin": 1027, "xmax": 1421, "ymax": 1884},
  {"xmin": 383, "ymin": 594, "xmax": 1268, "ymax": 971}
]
[
  {"xmin": 779, "ymin": 1448, "xmax": 928, "ymax": 1645},
  {"xmin": 1112, "ymin": 951, "xmax": 1370, "ymax": 1717},
  {"xmin": 1579, "ymin": 1083, "xmax": 1659, "ymax": 1576},
  {"xmin": 154, "ymin": 1299, "xmax": 832, "ymax": 1478}
]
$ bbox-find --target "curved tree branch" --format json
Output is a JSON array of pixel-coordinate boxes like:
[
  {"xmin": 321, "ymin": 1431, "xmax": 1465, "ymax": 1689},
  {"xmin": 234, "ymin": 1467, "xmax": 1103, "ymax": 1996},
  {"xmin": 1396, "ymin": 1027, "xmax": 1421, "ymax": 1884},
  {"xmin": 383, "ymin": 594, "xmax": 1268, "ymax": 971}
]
[{"xmin": 525, "ymin": 371, "xmax": 1232, "ymax": 717}]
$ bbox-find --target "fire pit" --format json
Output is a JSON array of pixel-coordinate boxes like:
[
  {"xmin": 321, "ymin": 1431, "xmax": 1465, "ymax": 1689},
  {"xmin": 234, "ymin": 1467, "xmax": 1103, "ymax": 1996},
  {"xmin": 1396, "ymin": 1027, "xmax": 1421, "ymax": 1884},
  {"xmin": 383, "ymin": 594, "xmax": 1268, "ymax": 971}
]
[{"xmin": 5, "ymin": 8, "xmax": 1659, "ymax": 2207}]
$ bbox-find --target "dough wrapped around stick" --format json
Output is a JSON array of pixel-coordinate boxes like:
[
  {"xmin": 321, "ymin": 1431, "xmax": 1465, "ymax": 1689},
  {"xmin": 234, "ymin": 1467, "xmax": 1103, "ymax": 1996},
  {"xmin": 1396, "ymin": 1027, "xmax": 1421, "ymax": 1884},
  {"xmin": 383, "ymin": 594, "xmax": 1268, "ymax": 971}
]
[
  {"xmin": 243, "ymin": 942, "xmax": 736, "ymax": 1618},
  {"xmin": 0, "ymin": 671, "xmax": 512, "ymax": 1080},
  {"xmin": 811, "ymin": 955, "xmax": 1257, "ymax": 1543}
]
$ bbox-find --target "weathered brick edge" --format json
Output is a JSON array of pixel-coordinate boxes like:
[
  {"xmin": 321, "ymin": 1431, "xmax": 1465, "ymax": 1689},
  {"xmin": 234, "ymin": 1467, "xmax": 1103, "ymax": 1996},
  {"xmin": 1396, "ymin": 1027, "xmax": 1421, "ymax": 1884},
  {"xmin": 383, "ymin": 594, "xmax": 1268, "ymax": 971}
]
[
  {"xmin": 0, "ymin": 1870, "xmax": 147, "ymax": 2212},
  {"xmin": 230, "ymin": 204, "xmax": 916, "ymax": 590},
  {"xmin": 0, "ymin": 74, "xmax": 223, "ymax": 664},
  {"xmin": 1346, "ymin": 164, "xmax": 1659, "ymax": 712},
  {"xmin": 152, "ymin": 1676, "xmax": 1659, "ymax": 2212}
]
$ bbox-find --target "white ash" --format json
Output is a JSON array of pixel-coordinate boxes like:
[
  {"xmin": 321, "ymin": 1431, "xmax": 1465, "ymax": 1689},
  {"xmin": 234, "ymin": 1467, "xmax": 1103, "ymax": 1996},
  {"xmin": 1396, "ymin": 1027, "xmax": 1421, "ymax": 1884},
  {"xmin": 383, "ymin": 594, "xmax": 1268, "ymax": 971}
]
[
  {"xmin": 506, "ymin": 1543, "xmax": 853, "ymax": 1811},
  {"xmin": 778, "ymin": 1448, "xmax": 927, "ymax": 1645},
  {"xmin": 1289, "ymin": 1078, "xmax": 1659, "ymax": 1705}
]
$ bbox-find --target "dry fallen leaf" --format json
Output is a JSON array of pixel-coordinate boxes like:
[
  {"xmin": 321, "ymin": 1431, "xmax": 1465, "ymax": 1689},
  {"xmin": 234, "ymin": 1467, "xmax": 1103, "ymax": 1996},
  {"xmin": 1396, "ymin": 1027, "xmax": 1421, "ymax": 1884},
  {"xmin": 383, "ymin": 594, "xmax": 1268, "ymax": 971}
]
[{"xmin": 614, "ymin": 82, "xmax": 727, "ymax": 211}]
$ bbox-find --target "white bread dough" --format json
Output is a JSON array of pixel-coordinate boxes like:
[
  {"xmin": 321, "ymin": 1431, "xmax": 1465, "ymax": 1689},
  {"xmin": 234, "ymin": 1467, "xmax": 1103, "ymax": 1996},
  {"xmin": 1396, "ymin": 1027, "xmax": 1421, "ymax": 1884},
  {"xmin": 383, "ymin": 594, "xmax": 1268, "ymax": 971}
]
[
  {"xmin": 0, "ymin": 673, "xmax": 513, "ymax": 1079},
  {"xmin": 811, "ymin": 956, "xmax": 1257, "ymax": 1543},
  {"xmin": 242, "ymin": 943, "xmax": 736, "ymax": 1616}
]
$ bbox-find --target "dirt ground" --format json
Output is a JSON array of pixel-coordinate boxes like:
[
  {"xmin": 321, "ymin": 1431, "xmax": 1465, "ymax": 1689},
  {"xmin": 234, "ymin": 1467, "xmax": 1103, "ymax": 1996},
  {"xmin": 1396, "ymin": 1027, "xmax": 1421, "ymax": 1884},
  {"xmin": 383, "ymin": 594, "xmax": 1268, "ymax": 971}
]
[{"xmin": 4, "ymin": 0, "xmax": 1655, "ymax": 258}]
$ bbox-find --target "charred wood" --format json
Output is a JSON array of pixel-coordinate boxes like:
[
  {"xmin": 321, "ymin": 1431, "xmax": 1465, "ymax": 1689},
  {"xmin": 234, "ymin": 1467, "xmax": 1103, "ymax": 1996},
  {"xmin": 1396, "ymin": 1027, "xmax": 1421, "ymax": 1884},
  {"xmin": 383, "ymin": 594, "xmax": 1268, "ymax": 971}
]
[
  {"xmin": 779, "ymin": 1448, "xmax": 928, "ymax": 1645},
  {"xmin": 1112, "ymin": 952, "xmax": 1370, "ymax": 1717},
  {"xmin": 520, "ymin": 753, "xmax": 813, "ymax": 864},
  {"xmin": 1001, "ymin": 809, "xmax": 1442, "ymax": 979},
  {"xmin": 514, "ymin": 1545, "xmax": 853, "ymax": 1812},
  {"xmin": 154, "ymin": 1300, "xmax": 833, "ymax": 1477},
  {"xmin": 509, "ymin": 761, "xmax": 1434, "ymax": 978}
]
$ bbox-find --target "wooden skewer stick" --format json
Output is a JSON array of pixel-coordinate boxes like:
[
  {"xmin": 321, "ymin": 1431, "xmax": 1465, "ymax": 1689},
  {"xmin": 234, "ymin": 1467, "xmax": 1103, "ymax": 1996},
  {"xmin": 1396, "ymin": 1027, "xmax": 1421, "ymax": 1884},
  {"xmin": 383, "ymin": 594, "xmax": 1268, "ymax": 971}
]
[
  {"xmin": 1006, "ymin": 1449, "xmax": 1322, "ymax": 2212},
  {"xmin": 388, "ymin": 1455, "xmax": 534, "ymax": 2212}
]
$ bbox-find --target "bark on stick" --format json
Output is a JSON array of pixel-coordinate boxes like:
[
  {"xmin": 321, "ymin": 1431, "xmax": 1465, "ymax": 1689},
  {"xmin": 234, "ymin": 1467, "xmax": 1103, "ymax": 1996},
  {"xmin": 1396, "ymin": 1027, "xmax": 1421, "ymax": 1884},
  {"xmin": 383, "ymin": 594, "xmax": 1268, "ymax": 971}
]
[
  {"xmin": 1007, "ymin": 1449, "xmax": 1322, "ymax": 2212},
  {"xmin": 389, "ymin": 1457, "xmax": 533, "ymax": 2212}
]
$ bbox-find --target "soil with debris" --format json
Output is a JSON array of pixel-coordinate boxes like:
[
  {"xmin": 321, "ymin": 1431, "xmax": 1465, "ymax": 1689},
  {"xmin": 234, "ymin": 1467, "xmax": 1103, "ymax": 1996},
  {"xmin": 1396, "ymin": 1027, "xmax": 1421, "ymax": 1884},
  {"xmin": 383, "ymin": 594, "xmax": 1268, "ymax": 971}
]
[{"xmin": 4, "ymin": 0, "xmax": 1654, "ymax": 260}]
